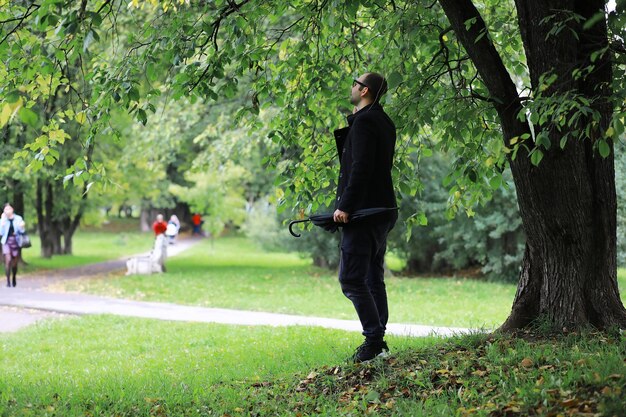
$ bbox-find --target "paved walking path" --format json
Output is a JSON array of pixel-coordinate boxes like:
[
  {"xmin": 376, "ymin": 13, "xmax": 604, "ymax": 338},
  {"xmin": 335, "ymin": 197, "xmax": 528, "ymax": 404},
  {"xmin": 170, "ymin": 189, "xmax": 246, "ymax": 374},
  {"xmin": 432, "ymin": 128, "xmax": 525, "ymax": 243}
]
[
  {"xmin": 0, "ymin": 288, "xmax": 472, "ymax": 337},
  {"xmin": 18, "ymin": 237, "xmax": 200, "ymax": 290},
  {"xmin": 0, "ymin": 236, "xmax": 475, "ymax": 337},
  {"xmin": 0, "ymin": 238, "xmax": 202, "ymax": 332}
]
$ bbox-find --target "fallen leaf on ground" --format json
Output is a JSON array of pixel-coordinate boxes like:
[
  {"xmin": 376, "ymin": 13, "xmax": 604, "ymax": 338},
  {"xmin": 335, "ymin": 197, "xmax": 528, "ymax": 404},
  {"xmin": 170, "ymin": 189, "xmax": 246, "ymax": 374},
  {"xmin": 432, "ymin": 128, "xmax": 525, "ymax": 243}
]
[{"xmin": 520, "ymin": 358, "xmax": 534, "ymax": 368}]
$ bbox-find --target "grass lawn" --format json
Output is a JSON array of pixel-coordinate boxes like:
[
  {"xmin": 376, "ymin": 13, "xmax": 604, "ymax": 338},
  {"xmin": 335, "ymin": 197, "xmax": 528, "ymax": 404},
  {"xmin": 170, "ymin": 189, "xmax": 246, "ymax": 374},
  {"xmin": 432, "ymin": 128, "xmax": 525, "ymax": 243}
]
[
  {"xmin": 0, "ymin": 315, "xmax": 622, "ymax": 416},
  {"xmin": 54, "ymin": 237, "xmax": 521, "ymax": 328},
  {"xmin": 0, "ymin": 315, "xmax": 435, "ymax": 417},
  {"xmin": 22, "ymin": 226, "xmax": 153, "ymax": 274}
]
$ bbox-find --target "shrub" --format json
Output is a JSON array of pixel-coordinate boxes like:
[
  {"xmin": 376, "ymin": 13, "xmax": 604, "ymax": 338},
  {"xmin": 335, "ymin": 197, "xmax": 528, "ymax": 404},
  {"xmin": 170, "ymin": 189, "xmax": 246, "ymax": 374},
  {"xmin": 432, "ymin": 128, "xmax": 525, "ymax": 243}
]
[{"xmin": 389, "ymin": 155, "xmax": 525, "ymax": 282}]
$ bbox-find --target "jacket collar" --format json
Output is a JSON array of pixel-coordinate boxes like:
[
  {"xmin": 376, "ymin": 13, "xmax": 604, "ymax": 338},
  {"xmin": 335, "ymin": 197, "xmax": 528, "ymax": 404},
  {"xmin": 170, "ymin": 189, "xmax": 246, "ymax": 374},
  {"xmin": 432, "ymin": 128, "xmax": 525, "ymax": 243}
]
[{"xmin": 346, "ymin": 102, "xmax": 383, "ymax": 125}]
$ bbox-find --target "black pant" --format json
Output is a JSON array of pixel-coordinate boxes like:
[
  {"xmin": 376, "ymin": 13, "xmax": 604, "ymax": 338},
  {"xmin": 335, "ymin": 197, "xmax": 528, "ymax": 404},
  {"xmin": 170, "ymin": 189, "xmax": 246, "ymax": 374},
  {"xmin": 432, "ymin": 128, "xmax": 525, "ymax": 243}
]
[{"xmin": 338, "ymin": 214, "xmax": 397, "ymax": 340}]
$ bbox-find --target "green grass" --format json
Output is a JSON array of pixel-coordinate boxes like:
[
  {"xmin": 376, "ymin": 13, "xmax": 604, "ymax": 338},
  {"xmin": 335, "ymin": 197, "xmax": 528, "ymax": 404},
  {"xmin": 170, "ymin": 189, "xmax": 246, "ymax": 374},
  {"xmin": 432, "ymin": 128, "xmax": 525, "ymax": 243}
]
[
  {"xmin": 54, "ymin": 237, "xmax": 520, "ymax": 328},
  {"xmin": 22, "ymin": 230, "xmax": 153, "ymax": 274},
  {"xmin": 0, "ymin": 315, "xmax": 436, "ymax": 417},
  {"xmin": 0, "ymin": 316, "xmax": 622, "ymax": 416}
]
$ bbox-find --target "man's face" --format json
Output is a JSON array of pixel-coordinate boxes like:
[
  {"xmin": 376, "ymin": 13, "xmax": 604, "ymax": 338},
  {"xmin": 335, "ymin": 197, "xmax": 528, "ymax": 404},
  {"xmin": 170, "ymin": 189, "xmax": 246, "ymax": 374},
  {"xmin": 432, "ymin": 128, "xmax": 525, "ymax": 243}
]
[
  {"xmin": 3, "ymin": 205, "xmax": 13, "ymax": 217},
  {"xmin": 350, "ymin": 74, "xmax": 368, "ymax": 106}
]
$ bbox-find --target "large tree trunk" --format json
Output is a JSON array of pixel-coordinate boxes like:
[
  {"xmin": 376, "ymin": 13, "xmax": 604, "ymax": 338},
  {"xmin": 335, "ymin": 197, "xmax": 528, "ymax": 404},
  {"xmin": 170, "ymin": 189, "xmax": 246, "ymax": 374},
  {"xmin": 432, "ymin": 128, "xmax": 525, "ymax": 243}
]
[
  {"xmin": 439, "ymin": 0, "xmax": 626, "ymax": 330},
  {"xmin": 35, "ymin": 166, "xmax": 88, "ymax": 256},
  {"xmin": 503, "ymin": 0, "xmax": 625, "ymax": 330}
]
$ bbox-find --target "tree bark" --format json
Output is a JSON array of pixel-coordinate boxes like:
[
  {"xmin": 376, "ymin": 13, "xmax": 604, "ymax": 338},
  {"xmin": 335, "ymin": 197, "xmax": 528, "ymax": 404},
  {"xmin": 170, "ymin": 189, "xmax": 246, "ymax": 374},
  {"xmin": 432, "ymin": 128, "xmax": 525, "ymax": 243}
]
[
  {"xmin": 11, "ymin": 181, "xmax": 25, "ymax": 216},
  {"xmin": 438, "ymin": 0, "xmax": 626, "ymax": 330}
]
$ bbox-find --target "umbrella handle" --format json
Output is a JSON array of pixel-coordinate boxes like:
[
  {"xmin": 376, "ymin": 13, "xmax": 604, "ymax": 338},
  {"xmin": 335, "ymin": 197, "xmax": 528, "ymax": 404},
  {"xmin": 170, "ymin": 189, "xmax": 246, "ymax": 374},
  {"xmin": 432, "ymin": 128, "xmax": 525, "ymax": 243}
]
[{"xmin": 288, "ymin": 219, "xmax": 309, "ymax": 237}]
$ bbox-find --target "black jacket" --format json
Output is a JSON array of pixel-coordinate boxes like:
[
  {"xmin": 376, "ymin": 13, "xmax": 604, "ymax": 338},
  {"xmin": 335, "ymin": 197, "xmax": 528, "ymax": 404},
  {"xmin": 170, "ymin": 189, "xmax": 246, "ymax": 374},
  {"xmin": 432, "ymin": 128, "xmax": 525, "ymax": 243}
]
[{"xmin": 334, "ymin": 103, "xmax": 396, "ymax": 214}]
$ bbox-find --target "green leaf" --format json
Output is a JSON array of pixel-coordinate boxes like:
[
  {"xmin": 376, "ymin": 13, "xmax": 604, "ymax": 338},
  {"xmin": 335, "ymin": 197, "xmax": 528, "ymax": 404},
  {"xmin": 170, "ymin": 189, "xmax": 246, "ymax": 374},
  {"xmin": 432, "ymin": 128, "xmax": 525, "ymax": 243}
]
[
  {"xmin": 583, "ymin": 11, "xmax": 605, "ymax": 31},
  {"xmin": 5, "ymin": 90, "xmax": 21, "ymax": 103},
  {"xmin": 18, "ymin": 107, "xmax": 39, "ymax": 127},
  {"xmin": 535, "ymin": 132, "xmax": 551, "ymax": 150},
  {"xmin": 137, "ymin": 109, "xmax": 147, "ymax": 126},
  {"xmin": 530, "ymin": 149, "xmax": 544, "ymax": 166},
  {"xmin": 128, "ymin": 87, "xmax": 140, "ymax": 102},
  {"xmin": 597, "ymin": 140, "xmax": 610, "ymax": 158},
  {"xmin": 386, "ymin": 71, "xmax": 403, "ymax": 89},
  {"xmin": 489, "ymin": 175, "xmax": 502, "ymax": 190}
]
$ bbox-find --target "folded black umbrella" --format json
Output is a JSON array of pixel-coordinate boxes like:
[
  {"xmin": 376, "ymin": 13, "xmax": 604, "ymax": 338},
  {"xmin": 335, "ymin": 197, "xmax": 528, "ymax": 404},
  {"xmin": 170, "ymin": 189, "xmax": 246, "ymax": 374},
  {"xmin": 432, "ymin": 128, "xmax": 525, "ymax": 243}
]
[{"xmin": 288, "ymin": 207, "xmax": 398, "ymax": 237}]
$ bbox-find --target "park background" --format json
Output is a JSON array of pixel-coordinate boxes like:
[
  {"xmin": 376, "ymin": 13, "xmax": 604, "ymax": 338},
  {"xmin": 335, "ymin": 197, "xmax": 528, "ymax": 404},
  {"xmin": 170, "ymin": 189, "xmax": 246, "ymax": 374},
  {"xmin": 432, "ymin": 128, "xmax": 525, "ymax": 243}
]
[{"xmin": 1, "ymin": 0, "xmax": 626, "ymax": 416}]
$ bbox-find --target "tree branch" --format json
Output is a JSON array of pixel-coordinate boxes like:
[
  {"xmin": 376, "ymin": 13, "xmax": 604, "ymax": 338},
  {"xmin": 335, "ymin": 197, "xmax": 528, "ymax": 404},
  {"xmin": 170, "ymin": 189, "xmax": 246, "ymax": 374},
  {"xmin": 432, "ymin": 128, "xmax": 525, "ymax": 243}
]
[
  {"xmin": 438, "ymin": 0, "xmax": 521, "ymax": 114},
  {"xmin": 209, "ymin": 0, "xmax": 251, "ymax": 51},
  {"xmin": 0, "ymin": 3, "xmax": 40, "ymax": 45}
]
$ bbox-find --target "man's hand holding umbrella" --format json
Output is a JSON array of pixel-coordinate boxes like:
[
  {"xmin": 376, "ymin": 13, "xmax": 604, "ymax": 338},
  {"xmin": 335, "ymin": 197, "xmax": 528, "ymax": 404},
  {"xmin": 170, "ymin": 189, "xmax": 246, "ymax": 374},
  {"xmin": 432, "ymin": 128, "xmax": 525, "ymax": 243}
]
[{"xmin": 333, "ymin": 209, "xmax": 349, "ymax": 223}]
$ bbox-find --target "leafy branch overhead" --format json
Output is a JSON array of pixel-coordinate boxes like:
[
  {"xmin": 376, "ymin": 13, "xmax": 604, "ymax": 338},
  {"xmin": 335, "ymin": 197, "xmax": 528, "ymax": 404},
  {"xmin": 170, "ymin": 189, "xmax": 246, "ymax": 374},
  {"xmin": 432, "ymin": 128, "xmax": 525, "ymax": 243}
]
[{"xmin": 2, "ymin": 1, "xmax": 623, "ymax": 211}]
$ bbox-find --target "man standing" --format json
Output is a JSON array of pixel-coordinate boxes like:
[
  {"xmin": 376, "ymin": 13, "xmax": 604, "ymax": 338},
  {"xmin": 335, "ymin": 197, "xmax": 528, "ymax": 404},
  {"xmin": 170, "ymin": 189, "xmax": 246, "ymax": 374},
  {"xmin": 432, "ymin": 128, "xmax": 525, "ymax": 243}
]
[{"xmin": 333, "ymin": 72, "xmax": 398, "ymax": 362}]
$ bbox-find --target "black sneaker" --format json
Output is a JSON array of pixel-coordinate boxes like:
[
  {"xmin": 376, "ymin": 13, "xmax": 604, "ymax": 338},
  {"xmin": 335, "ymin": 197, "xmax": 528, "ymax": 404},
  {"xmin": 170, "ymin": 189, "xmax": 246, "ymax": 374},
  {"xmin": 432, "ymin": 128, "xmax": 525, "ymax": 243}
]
[{"xmin": 350, "ymin": 339, "xmax": 389, "ymax": 363}]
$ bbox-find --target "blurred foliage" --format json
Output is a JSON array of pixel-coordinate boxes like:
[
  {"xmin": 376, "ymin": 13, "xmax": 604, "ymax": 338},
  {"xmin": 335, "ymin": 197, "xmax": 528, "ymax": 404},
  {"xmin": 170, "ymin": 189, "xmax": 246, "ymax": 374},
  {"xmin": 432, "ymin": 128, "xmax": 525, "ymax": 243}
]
[
  {"xmin": 243, "ymin": 198, "xmax": 341, "ymax": 269},
  {"xmin": 1, "ymin": 0, "xmax": 625, "ymax": 269}
]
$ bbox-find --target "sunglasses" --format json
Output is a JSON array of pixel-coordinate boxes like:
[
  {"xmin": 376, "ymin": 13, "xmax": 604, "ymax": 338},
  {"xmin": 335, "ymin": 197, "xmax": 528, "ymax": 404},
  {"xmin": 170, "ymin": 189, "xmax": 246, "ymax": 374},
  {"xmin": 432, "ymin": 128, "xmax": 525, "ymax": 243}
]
[{"xmin": 353, "ymin": 79, "xmax": 368, "ymax": 89}]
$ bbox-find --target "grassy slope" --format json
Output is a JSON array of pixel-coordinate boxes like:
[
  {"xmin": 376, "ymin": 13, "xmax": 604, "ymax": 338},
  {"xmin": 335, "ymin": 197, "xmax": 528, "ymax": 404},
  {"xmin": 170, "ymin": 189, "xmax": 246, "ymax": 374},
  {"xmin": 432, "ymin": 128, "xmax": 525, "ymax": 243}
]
[{"xmin": 256, "ymin": 331, "xmax": 625, "ymax": 416}]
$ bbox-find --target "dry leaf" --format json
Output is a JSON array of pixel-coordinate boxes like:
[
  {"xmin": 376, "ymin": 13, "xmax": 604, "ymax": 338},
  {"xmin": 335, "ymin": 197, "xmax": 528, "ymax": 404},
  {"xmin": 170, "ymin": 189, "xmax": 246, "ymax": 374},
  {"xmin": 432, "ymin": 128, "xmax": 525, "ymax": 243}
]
[
  {"xmin": 385, "ymin": 399, "xmax": 396, "ymax": 409},
  {"xmin": 560, "ymin": 398, "xmax": 579, "ymax": 408},
  {"xmin": 521, "ymin": 357, "xmax": 534, "ymax": 368}
]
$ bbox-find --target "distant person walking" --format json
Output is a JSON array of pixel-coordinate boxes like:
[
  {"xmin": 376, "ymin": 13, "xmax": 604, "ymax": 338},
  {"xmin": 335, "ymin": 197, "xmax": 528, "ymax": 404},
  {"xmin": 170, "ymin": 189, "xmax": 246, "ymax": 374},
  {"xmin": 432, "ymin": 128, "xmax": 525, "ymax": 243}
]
[
  {"xmin": 166, "ymin": 214, "xmax": 180, "ymax": 244},
  {"xmin": 1, "ymin": 203, "xmax": 26, "ymax": 287},
  {"xmin": 152, "ymin": 214, "xmax": 168, "ymax": 237},
  {"xmin": 191, "ymin": 213, "xmax": 204, "ymax": 236},
  {"xmin": 332, "ymin": 72, "xmax": 397, "ymax": 362}
]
